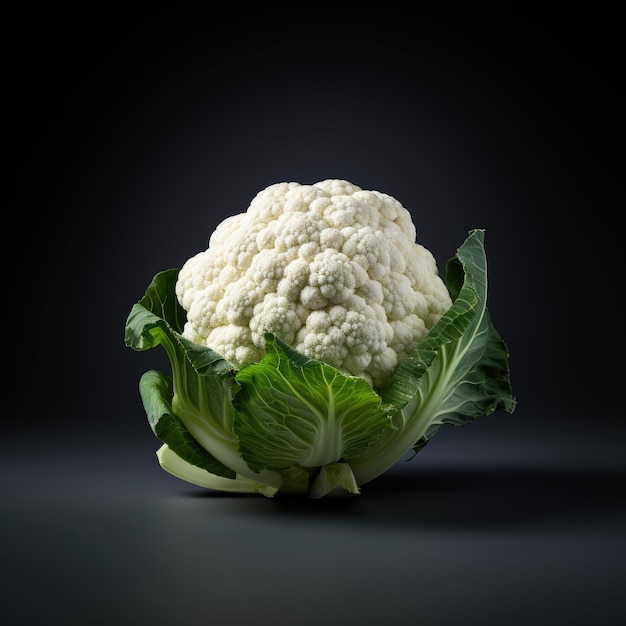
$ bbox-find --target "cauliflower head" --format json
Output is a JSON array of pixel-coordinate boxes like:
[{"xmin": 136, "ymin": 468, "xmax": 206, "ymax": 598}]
[{"xmin": 175, "ymin": 179, "xmax": 452, "ymax": 389}]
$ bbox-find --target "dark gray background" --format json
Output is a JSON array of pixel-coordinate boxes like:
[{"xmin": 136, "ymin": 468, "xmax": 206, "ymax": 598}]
[{"xmin": 6, "ymin": 11, "xmax": 623, "ymax": 625}]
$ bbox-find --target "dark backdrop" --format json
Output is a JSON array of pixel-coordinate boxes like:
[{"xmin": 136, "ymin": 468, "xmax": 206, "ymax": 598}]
[
  {"xmin": 13, "ymin": 13, "xmax": 619, "ymax": 431},
  {"xmin": 6, "ymin": 11, "xmax": 623, "ymax": 626}
]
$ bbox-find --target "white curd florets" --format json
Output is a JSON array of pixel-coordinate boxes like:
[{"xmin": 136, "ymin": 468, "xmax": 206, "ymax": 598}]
[{"xmin": 175, "ymin": 180, "xmax": 452, "ymax": 389}]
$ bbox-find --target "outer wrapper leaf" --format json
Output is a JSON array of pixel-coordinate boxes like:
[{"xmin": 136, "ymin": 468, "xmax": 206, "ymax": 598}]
[
  {"xmin": 350, "ymin": 229, "xmax": 516, "ymax": 486},
  {"xmin": 233, "ymin": 334, "xmax": 393, "ymax": 473},
  {"xmin": 139, "ymin": 369, "xmax": 234, "ymax": 477},
  {"xmin": 125, "ymin": 270, "xmax": 237, "ymax": 480}
]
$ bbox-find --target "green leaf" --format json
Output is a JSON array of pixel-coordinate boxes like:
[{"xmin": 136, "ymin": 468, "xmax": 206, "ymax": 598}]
[
  {"xmin": 233, "ymin": 333, "xmax": 393, "ymax": 473},
  {"xmin": 139, "ymin": 370, "xmax": 236, "ymax": 477},
  {"xmin": 124, "ymin": 269, "xmax": 187, "ymax": 351},
  {"xmin": 125, "ymin": 270, "xmax": 239, "ymax": 479},
  {"xmin": 350, "ymin": 229, "xmax": 516, "ymax": 486}
]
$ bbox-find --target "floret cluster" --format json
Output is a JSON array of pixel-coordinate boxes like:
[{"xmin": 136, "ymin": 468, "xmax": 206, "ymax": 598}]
[{"xmin": 176, "ymin": 179, "xmax": 452, "ymax": 388}]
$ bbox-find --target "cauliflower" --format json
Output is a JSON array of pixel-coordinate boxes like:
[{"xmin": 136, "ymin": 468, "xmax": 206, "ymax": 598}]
[
  {"xmin": 175, "ymin": 179, "xmax": 452, "ymax": 389},
  {"xmin": 127, "ymin": 193, "xmax": 515, "ymax": 497}
]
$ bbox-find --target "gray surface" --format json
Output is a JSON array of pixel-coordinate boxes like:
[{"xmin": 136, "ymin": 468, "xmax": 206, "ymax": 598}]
[{"xmin": 4, "ymin": 417, "xmax": 625, "ymax": 625}]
